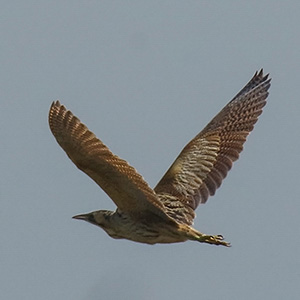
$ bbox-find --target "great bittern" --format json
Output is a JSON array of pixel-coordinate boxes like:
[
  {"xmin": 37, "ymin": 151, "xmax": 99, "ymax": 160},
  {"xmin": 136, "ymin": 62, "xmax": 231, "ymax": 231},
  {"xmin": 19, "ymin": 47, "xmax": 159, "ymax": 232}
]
[{"xmin": 49, "ymin": 69, "xmax": 271, "ymax": 246}]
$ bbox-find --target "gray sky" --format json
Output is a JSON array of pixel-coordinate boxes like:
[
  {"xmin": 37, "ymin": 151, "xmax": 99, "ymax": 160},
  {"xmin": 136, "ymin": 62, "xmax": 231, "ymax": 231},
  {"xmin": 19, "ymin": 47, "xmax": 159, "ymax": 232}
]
[{"xmin": 1, "ymin": 1, "xmax": 300, "ymax": 299}]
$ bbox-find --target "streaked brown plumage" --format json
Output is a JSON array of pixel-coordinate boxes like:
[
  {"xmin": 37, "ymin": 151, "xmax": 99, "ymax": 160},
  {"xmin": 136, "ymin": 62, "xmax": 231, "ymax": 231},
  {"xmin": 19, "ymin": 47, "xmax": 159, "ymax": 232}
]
[{"xmin": 49, "ymin": 69, "xmax": 271, "ymax": 246}]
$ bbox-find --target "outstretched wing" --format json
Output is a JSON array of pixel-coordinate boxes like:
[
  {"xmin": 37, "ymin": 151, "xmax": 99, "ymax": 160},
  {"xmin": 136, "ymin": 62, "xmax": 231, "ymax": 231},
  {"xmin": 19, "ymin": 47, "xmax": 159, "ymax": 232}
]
[
  {"xmin": 154, "ymin": 69, "xmax": 271, "ymax": 225},
  {"xmin": 49, "ymin": 101, "xmax": 171, "ymax": 221}
]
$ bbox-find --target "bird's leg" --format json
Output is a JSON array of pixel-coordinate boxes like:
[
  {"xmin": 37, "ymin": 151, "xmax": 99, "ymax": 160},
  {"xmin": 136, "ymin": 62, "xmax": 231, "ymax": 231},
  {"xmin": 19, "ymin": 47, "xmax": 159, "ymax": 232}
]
[
  {"xmin": 195, "ymin": 233, "xmax": 231, "ymax": 247},
  {"xmin": 181, "ymin": 225, "xmax": 231, "ymax": 247},
  {"xmin": 178, "ymin": 224, "xmax": 231, "ymax": 246}
]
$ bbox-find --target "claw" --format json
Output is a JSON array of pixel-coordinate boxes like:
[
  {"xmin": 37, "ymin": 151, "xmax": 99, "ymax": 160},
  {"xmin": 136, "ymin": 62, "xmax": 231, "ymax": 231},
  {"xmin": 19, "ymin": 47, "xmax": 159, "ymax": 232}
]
[
  {"xmin": 198, "ymin": 234, "xmax": 231, "ymax": 247},
  {"xmin": 212, "ymin": 235, "xmax": 231, "ymax": 247},
  {"xmin": 187, "ymin": 226, "xmax": 231, "ymax": 247}
]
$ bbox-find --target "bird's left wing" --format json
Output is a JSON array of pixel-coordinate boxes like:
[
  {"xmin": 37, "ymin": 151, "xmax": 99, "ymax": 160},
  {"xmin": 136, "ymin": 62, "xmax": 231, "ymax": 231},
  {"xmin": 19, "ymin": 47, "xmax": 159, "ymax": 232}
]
[
  {"xmin": 49, "ymin": 101, "xmax": 172, "ymax": 221},
  {"xmin": 154, "ymin": 70, "xmax": 271, "ymax": 225}
]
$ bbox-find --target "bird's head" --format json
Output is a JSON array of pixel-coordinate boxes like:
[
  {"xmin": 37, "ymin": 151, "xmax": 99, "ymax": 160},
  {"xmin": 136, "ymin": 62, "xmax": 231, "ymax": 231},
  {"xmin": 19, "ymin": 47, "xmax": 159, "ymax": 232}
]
[{"xmin": 72, "ymin": 210, "xmax": 114, "ymax": 228}]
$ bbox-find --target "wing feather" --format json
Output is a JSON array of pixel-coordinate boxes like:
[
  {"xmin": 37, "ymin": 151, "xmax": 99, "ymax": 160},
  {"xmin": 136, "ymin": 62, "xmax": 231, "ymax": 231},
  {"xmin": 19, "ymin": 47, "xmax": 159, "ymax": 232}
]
[
  {"xmin": 155, "ymin": 69, "xmax": 271, "ymax": 225},
  {"xmin": 49, "ymin": 101, "xmax": 171, "ymax": 221}
]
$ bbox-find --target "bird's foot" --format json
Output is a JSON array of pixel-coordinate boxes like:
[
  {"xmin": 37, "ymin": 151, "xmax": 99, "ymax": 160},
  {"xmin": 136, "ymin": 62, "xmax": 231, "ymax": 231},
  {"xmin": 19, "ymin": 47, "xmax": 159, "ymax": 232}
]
[{"xmin": 197, "ymin": 234, "xmax": 231, "ymax": 247}]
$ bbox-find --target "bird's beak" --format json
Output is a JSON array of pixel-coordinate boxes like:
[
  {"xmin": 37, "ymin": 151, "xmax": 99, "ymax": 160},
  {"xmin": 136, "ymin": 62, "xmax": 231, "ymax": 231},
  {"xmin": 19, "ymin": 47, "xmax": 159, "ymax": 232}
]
[
  {"xmin": 72, "ymin": 213, "xmax": 89, "ymax": 220},
  {"xmin": 72, "ymin": 212, "xmax": 96, "ymax": 225}
]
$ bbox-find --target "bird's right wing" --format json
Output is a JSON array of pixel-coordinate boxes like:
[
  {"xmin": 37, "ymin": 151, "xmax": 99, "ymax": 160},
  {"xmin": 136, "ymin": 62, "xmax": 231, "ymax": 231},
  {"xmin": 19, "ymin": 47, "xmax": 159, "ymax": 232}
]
[
  {"xmin": 154, "ymin": 70, "xmax": 271, "ymax": 225},
  {"xmin": 49, "ymin": 101, "xmax": 172, "ymax": 222}
]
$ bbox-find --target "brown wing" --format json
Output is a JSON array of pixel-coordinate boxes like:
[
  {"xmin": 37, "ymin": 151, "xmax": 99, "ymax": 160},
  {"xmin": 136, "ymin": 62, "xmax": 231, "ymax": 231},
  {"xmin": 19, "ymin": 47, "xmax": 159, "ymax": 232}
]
[
  {"xmin": 154, "ymin": 69, "xmax": 271, "ymax": 225},
  {"xmin": 49, "ymin": 101, "xmax": 172, "ymax": 221}
]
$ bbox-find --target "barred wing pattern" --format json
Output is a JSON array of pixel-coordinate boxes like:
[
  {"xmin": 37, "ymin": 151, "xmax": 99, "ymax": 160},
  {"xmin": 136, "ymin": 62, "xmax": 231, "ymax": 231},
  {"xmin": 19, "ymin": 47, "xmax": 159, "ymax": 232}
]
[
  {"xmin": 49, "ymin": 101, "xmax": 172, "ymax": 222},
  {"xmin": 155, "ymin": 70, "xmax": 271, "ymax": 225}
]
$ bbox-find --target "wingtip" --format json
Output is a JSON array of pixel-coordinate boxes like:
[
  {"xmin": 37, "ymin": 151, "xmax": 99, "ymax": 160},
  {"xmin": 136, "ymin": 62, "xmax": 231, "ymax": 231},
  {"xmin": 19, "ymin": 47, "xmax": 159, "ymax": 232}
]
[
  {"xmin": 254, "ymin": 68, "xmax": 271, "ymax": 82},
  {"xmin": 49, "ymin": 100, "xmax": 60, "ymax": 119},
  {"xmin": 51, "ymin": 100, "xmax": 61, "ymax": 107},
  {"xmin": 49, "ymin": 100, "xmax": 67, "ymax": 120}
]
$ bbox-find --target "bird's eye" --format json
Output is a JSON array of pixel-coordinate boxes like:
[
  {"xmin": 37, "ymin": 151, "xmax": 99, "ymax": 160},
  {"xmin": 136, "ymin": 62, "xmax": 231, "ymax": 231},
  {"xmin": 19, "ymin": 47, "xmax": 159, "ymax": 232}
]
[{"xmin": 88, "ymin": 214, "xmax": 96, "ymax": 223}]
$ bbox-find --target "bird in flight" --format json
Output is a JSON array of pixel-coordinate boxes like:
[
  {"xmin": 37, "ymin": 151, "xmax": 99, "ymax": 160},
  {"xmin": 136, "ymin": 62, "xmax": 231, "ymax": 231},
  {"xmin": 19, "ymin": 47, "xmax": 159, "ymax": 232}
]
[{"xmin": 49, "ymin": 69, "xmax": 271, "ymax": 246}]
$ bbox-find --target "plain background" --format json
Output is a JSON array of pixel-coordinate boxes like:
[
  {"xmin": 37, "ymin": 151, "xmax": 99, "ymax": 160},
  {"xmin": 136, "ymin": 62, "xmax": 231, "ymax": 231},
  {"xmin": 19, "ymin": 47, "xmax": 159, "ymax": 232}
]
[{"xmin": 1, "ymin": 1, "xmax": 299, "ymax": 299}]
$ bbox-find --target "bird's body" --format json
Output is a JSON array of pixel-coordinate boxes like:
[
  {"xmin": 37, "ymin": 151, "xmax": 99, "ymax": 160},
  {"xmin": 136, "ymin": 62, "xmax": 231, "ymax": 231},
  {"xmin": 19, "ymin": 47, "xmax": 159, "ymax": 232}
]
[
  {"xmin": 73, "ymin": 209, "xmax": 222, "ymax": 245},
  {"xmin": 49, "ymin": 70, "xmax": 271, "ymax": 246},
  {"xmin": 75, "ymin": 210, "xmax": 187, "ymax": 244}
]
